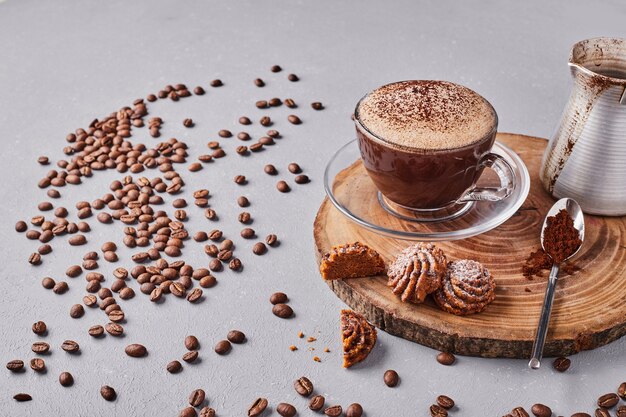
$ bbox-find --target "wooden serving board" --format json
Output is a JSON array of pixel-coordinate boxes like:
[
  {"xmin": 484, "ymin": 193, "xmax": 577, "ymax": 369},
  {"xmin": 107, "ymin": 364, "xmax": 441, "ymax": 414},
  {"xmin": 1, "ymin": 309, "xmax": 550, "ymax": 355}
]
[{"xmin": 313, "ymin": 133, "xmax": 626, "ymax": 358}]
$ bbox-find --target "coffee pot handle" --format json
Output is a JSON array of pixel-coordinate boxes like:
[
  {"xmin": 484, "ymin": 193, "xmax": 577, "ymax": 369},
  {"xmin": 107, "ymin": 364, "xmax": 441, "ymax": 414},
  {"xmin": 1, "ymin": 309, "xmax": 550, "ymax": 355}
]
[{"xmin": 458, "ymin": 153, "xmax": 515, "ymax": 203}]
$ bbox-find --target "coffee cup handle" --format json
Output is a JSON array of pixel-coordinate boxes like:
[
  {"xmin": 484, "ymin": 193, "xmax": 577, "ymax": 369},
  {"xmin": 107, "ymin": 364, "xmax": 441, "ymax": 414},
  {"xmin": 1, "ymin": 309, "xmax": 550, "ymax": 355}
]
[{"xmin": 458, "ymin": 153, "xmax": 515, "ymax": 203}]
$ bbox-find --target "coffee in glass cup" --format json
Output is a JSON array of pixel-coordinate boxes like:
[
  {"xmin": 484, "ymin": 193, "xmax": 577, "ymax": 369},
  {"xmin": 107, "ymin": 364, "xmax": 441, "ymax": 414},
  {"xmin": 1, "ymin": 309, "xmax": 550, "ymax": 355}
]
[{"xmin": 354, "ymin": 80, "xmax": 515, "ymax": 221}]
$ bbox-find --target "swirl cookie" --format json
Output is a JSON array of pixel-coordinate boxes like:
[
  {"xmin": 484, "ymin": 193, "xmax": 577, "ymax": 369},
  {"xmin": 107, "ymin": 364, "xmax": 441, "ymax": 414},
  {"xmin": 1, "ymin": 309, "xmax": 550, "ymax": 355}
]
[
  {"xmin": 387, "ymin": 242, "xmax": 447, "ymax": 304},
  {"xmin": 433, "ymin": 259, "xmax": 496, "ymax": 315},
  {"xmin": 341, "ymin": 309, "xmax": 377, "ymax": 368}
]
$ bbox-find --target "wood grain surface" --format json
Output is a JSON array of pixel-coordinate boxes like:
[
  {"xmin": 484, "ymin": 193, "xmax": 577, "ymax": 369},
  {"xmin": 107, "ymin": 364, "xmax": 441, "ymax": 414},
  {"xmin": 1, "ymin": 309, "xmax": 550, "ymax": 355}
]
[{"xmin": 313, "ymin": 133, "xmax": 626, "ymax": 358}]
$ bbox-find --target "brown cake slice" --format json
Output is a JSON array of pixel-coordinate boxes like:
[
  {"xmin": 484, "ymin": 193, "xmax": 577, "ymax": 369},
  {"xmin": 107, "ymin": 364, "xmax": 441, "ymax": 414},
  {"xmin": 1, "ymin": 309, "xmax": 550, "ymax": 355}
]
[
  {"xmin": 341, "ymin": 309, "xmax": 377, "ymax": 368},
  {"xmin": 320, "ymin": 242, "xmax": 385, "ymax": 280}
]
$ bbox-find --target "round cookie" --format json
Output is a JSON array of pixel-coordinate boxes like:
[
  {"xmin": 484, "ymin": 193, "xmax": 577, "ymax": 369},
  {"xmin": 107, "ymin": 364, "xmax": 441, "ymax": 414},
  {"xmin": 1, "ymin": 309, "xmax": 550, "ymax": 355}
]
[{"xmin": 433, "ymin": 259, "xmax": 496, "ymax": 315}]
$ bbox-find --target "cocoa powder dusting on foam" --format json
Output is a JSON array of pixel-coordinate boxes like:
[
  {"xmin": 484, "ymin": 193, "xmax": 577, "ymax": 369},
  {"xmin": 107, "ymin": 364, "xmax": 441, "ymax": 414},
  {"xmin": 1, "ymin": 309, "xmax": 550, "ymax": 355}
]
[{"xmin": 357, "ymin": 80, "xmax": 496, "ymax": 150}]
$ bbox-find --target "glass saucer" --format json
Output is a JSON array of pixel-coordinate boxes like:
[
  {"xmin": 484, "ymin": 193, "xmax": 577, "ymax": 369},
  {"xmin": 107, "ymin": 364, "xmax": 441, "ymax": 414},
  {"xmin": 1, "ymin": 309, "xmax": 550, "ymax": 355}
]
[{"xmin": 323, "ymin": 139, "xmax": 530, "ymax": 241}]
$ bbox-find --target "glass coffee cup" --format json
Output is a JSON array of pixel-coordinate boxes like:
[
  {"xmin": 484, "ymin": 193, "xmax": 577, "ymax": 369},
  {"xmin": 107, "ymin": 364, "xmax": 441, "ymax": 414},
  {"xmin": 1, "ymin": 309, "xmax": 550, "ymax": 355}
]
[{"xmin": 354, "ymin": 80, "xmax": 515, "ymax": 222}]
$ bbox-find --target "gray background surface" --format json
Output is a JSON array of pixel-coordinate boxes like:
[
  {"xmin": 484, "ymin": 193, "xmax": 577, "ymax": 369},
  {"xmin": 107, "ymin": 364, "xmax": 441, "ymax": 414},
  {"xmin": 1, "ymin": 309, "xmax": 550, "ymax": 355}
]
[{"xmin": 0, "ymin": 0, "xmax": 624, "ymax": 416}]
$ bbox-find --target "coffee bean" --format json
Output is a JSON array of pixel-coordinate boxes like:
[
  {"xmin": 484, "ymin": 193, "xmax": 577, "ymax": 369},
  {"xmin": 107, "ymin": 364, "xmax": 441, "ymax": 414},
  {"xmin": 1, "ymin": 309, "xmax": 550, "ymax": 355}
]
[
  {"xmin": 15, "ymin": 220, "xmax": 27, "ymax": 232},
  {"xmin": 260, "ymin": 116, "xmax": 272, "ymax": 127},
  {"xmin": 167, "ymin": 360, "xmax": 182, "ymax": 373},
  {"xmin": 236, "ymin": 145, "xmax": 248, "ymax": 155},
  {"xmin": 193, "ymin": 86, "xmax": 205, "ymax": 95},
  {"xmin": 69, "ymin": 234, "xmax": 87, "ymax": 245},
  {"xmin": 553, "ymin": 356, "xmax": 570, "ymax": 372},
  {"xmin": 53, "ymin": 281, "xmax": 69, "ymax": 294},
  {"xmin": 38, "ymin": 201, "xmax": 53, "ymax": 211},
  {"xmin": 209, "ymin": 258, "xmax": 223, "ymax": 272},
  {"xmin": 430, "ymin": 404, "xmax": 448, "ymax": 417},
  {"xmin": 617, "ymin": 406, "xmax": 626, "ymax": 417},
  {"xmin": 189, "ymin": 388, "xmax": 206, "ymax": 407},
  {"xmin": 288, "ymin": 163, "xmax": 301, "ymax": 174},
  {"xmin": 89, "ymin": 325, "xmax": 105, "ymax": 337},
  {"xmin": 325, "ymin": 405, "xmax": 343, "ymax": 417},
  {"xmin": 241, "ymin": 227, "xmax": 255, "ymax": 239},
  {"xmin": 227, "ymin": 330, "xmax": 246, "ymax": 344},
  {"xmin": 287, "ymin": 73, "xmax": 299, "ymax": 82},
  {"xmin": 13, "ymin": 393, "xmax": 32, "ymax": 402},
  {"xmin": 61, "ymin": 340, "xmax": 80, "ymax": 353},
  {"xmin": 218, "ymin": 129, "xmax": 232, "ymax": 138},
  {"xmin": 255, "ymin": 100, "xmax": 268, "ymax": 109},
  {"xmin": 180, "ymin": 407, "xmax": 197, "ymax": 417},
  {"xmin": 311, "ymin": 102, "xmax": 324, "ymax": 110},
  {"xmin": 7, "ymin": 359, "xmax": 24, "ymax": 372},
  {"xmin": 105, "ymin": 322, "xmax": 124, "ymax": 336},
  {"xmin": 239, "ymin": 116, "xmax": 252, "ymax": 125},
  {"xmin": 511, "ymin": 407, "xmax": 530, "ymax": 417},
  {"xmin": 200, "ymin": 275, "xmax": 217, "ymax": 288},
  {"xmin": 182, "ymin": 350, "xmax": 199, "ymax": 363},
  {"xmin": 287, "ymin": 115, "xmax": 302, "ymax": 125},
  {"xmin": 29, "ymin": 252, "xmax": 42, "ymax": 265},
  {"xmin": 42, "ymin": 277, "xmax": 55, "ymax": 289},
  {"xmin": 277, "ymin": 403, "xmax": 297, "ymax": 417},
  {"xmin": 237, "ymin": 196, "xmax": 250, "ymax": 207},
  {"xmin": 384, "ymin": 369, "xmax": 399, "ymax": 387},
  {"xmin": 31, "ymin": 341, "xmax": 50, "ymax": 354},
  {"xmin": 309, "ymin": 395, "xmax": 326, "ymax": 411},
  {"xmin": 211, "ymin": 149, "xmax": 226, "ymax": 158},
  {"xmin": 284, "ymin": 98, "xmax": 297, "ymax": 108},
  {"xmin": 210, "ymin": 79, "xmax": 223, "ymax": 87},
  {"xmin": 125, "ymin": 343, "xmax": 147, "ymax": 358},
  {"xmin": 346, "ymin": 403, "xmax": 363, "ymax": 417},
  {"xmin": 248, "ymin": 398, "xmax": 268, "ymax": 417},
  {"xmin": 253, "ymin": 242, "xmax": 267, "ymax": 255},
  {"xmin": 294, "ymin": 376, "xmax": 314, "ymax": 396},
  {"xmin": 437, "ymin": 395, "xmax": 455, "ymax": 409},
  {"xmin": 32, "ymin": 320, "xmax": 47, "ymax": 335},
  {"xmin": 264, "ymin": 164, "xmax": 277, "ymax": 175},
  {"xmin": 571, "ymin": 414, "xmax": 591, "ymax": 417},
  {"xmin": 103, "ymin": 251, "xmax": 118, "ymax": 262},
  {"xmin": 30, "ymin": 358, "xmax": 45, "ymax": 372},
  {"xmin": 215, "ymin": 340, "xmax": 231, "ymax": 355},
  {"xmin": 234, "ymin": 175, "xmax": 247, "ymax": 185},
  {"xmin": 100, "ymin": 385, "xmax": 116, "ymax": 401},
  {"xmin": 295, "ymin": 174, "xmax": 310, "ymax": 184},
  {"xmin": 270, "ymin": 292, "xmax": 288, "ymax": 304},
  {"xmin": 595, "ymin": 409, "xmax": 611, "ymax": 417},
  {"xmin": 265, "ymin": 234, "xmax": 278, "ymax": 247},
  {"xmin": 254, "ymin": 78, "xmax": 265, "ymax": 87},
  {"xmin": 199, "ymin": 407, "xmax": 216, "ymax": 417},
  {"xmin": 58, "ymin": 371, "xmax": 74, "ymax": 387},
  {"xmin": 185, "ymin": 335, "xmax": 200, "ymax": 350},
  {"xmin": 271, "ymin": 65, "xmax": 282, "ymax": 72},
  {"xmin": 619, "ymin": 382, "xmax": 626, "ymax": 399},
  {"xmin": 436, "ymin": 352, "xmax": 456, "ymax": 366},
  {"xmin": 69, "ymin": 304, "xmax": 85, "ymax": 319},
  {"xmin": 228, "ymin": 258, "xmax": 242, "ymax": 270},
  {"xmin": 598, "ymin": 393, "xmax": 619, "ymax": 408},
  {"xmin": 183, "ymin": 118, "xmax": 194, "ymax": 128},
  {"xmin": 276, "ymin": 181, "xmax": 290, "ymax": 193},
  {"xmin": 47, "ymin": 189, "xmax": 61, "ymax": 198},
  {"xmin": 531, "ymin": 403, "xmax": 551, "ymax": 417},
  {"xmin": 272, "ymin": 303, "xmax": 293, "ymax": 318}
]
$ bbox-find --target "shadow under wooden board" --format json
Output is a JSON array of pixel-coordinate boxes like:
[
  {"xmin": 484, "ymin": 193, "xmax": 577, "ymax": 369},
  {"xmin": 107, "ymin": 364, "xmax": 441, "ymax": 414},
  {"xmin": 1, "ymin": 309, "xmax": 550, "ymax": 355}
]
[{"xmin": 313, "ymin": 133, "xmax": 626, "ymax": 359}]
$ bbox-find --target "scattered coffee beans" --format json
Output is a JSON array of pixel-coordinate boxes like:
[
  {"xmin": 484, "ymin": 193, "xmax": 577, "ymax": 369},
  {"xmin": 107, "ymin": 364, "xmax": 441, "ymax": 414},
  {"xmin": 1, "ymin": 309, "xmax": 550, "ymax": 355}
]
[
  {"xmin": 167, "ymin": 360, "xmax": 183, "ymax": 373},
  {"xmin": 89, "ymin": 325, "xmax": 105, "ymax": 337},
  {"xmin": 276, "ymin": 181, "xmax": 290, "ymax": 193},
  {"xmin": 430, "ymin": 404, "xmax": 448, "ymax": 417},
  {"xmin": 325, "ymin": 405, "xmax": 343, "ymax": 417},
  {"xmin": 597, "ymin": 393, "xmax": 619, "ymax": 408},
  {"xmin": 437, "ymin": 395, "xmax": 455, "ymax": 409},
  {"xmin": 180, "ymin": 406, "xmax": 197, "ymax": 417},
  {"xmin": 295, "ymin": 174, "xmax": 310, "ymax": 184},
  {"xmin": 264, "ymin": 164, "xmax": 277, "ymax": 175},
  {"xmin": 125, "ymin": 343, "xmax": 147, "ymax": 358},
  {"xmin": 287, "ymin": 115, "xmax": 302, "ymax": 125},
  {"xmin": 311, "ymin": 102, "xmax": 324, "ymax": 110},
  {"xmin": 61, "ymin": 340, "xmax": 80, "ymax": 353},
  {"xmin": 253, "ymin": 242, "xmax": 267, "ymax": 255},
  {"xmin": 619, "ymin": 382, "xmax": 626, "ymax": 399},
  {"xmin": 30, "ymin": 358, "xmax": 45, "ymax": 372},
  {"xmin": 288, "ymin": 163, "xmax": 301, "ymax": 174},
  {"xmin": 384, "ymin": 369, "xmax": 399, "ymax": 387},
  {"xmin": 13, "ymin": 393, "xmax": 32, "ymax": 402},
  {"xmin": 32, "ymin": 320, "xmax": 47, "ymax": 335},
  {"xmin": 270, "ymin": 292, "xmax": 288, "ymax": 304},
  {"xmin": 185, "ymin": 335, "xmax": 200, "ymax": 350}
]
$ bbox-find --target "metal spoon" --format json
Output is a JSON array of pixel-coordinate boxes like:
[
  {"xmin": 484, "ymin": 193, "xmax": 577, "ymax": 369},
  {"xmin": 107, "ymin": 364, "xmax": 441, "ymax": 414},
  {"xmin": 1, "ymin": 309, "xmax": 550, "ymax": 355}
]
[{"xmin": 528, "ymin": 198, "xmax": 584, "ymax": 369}]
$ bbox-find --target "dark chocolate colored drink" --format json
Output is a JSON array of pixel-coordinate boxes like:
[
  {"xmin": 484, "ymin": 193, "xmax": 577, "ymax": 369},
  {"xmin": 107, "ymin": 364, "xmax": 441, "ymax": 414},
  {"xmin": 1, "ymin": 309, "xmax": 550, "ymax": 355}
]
[{"xmin": 355, "ymin": 80, "xmax": 498, "ymax": 210}]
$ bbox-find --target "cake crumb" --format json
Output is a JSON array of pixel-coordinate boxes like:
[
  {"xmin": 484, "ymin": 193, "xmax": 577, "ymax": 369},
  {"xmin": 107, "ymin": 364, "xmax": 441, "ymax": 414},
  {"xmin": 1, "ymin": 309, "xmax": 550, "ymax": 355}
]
[
  {"xmin": 289, "ymin": 345, "xmax": 298, "ymax": 351},
  {"xmin": 298, "ymin": 331, "xmax": 304, "ymax": 338},
  {"xmin": 307, "ymin": 337, "xmax": 317, "ymax": 343},
  {"xmin": 324, "ymin": 347, "xmax": 330, "ymax": 353},
  {"xmin": 313, "ymin": 356, "xmax": 321, "ymax": 362}
]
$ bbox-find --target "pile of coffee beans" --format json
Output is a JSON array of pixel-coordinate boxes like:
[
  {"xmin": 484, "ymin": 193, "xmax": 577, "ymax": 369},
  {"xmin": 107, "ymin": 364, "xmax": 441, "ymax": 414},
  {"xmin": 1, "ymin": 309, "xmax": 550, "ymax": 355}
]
[{"xmin": 270, "ymin": 291, "xmax": 294, "ymax": 319}]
